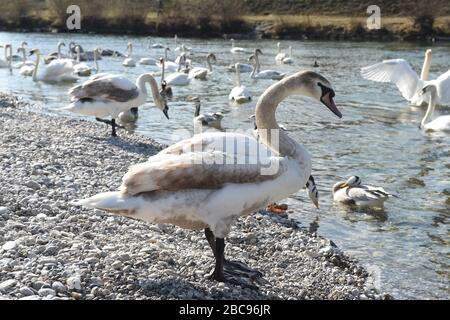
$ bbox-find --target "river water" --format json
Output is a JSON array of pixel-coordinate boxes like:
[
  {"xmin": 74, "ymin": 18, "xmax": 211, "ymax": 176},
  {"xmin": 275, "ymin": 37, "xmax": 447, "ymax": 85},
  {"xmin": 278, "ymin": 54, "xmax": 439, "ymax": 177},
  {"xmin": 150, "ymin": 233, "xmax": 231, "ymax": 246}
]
[{"xmin": 0, "ymin": 31, "xmax": 449, "ymax": 299}]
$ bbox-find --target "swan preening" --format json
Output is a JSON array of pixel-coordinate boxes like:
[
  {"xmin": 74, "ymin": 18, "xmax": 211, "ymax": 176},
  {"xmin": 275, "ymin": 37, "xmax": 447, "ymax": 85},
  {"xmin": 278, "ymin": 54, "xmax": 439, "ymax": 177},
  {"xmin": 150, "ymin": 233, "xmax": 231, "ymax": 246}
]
[
  {"xmin": 332, "ymin": 176, "xmax": 397, "ymax": 208},
  {"xmin": 229, "ymin": 63, "xmax": 252, "ymax": 103},
  {"xmin": 420, "ymin": 84, "xmax": 450, "ymax": 131},
  {"xmin": 360, "ymin": 49, "xmax": 450, "ymax": 106},
  {"xmin": 73, "ymin": 70, "xmax": 342, "ymax": 283},
  {"xmin": 64, "ymin": 73, "xmax": 169, "ymax": 136}
]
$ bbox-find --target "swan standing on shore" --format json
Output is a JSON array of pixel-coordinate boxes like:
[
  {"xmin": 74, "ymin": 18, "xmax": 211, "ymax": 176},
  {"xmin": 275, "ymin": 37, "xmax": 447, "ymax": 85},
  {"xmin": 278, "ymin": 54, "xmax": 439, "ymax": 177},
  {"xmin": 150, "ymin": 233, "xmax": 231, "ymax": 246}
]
[
  {"xmin": 230, "ymin": 38, "xmax": 246, "ymax": 54},
  {"xmin": 29, "ymin": 49, "xmax": 77, "ymax": 83},
  {"xmin": 249, "ymin": 50, "xmax": 286, "ymax": 80},
  {"xmin": 360, "ymin": 49, "xmax": 435, "ymax": 106},
  {"xmin": 229, "ymin": 63, "xmax": 252, "ymax": 103},
  {"xmin": 332, "ymin": 176, "xmax": 397, "ymax": 208},
  {"xmin": 123, "ymin": 43, "xmax": 136, "ymax": 67},
  {"xmin": 188, "ymin": 53, "xmax": 217, "ymax": 80},
  {"xmin": 64, "ymin": 73, "xmax": 169, "ymax": 136},
  {"xmin": 420, "ymin": 81, "xmax": 450, "ymax": 131},
  {"xmin": 72, "ymin": 70, "xmax": 342, "ymax": 283}
]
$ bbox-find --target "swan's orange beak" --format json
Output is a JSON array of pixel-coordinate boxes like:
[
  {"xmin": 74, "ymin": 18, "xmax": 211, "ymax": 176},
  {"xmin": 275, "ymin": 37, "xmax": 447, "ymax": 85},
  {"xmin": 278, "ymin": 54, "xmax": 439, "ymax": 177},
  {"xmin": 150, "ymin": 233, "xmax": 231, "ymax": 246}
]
[{"xmin": 321, "ymin": 92, "xmax": 342, "ymax": 118}]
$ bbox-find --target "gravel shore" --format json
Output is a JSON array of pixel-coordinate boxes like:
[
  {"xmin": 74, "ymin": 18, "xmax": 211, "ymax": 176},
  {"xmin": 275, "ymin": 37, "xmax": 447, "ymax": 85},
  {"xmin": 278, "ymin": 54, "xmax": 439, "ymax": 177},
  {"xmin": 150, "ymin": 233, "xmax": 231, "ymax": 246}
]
[{"xmin": 0, "ymin": 93, "xmax": 388, "ymax": 300}]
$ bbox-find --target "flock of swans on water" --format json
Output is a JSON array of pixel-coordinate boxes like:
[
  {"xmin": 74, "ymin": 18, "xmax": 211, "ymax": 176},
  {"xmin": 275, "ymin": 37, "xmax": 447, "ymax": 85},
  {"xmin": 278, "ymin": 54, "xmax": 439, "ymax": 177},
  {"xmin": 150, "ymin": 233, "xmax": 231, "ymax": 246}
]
[{"xmin": 1, "ymin": 35, "xmax": 449, "ymax": 283}]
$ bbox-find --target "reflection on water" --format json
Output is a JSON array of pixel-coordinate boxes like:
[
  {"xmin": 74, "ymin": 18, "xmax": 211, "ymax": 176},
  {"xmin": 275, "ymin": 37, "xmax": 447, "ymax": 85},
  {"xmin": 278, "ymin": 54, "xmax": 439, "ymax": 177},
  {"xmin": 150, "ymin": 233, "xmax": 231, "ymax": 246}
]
[{"xmin": 0, "ymin": 31, "xmax": 449, "ymax": 299}]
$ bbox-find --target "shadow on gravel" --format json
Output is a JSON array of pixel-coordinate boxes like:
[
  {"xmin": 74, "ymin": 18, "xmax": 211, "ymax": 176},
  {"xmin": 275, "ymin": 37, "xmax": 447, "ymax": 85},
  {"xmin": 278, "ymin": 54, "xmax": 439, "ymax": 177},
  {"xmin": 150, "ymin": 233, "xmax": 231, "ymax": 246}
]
[
  {"xmin": 138, "ymin": 277, "xmax": 274, "ymax": 299},
  {"xmin": 83, "ymin": 135, "xmax": 163, "ymax": 157}
]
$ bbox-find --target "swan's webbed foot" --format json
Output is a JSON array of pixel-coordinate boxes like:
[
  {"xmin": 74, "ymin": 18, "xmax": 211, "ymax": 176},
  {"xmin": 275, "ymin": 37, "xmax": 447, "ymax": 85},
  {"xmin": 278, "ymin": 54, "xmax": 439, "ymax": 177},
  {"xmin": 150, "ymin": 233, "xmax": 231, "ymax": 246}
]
[{"xmin": 204, "ymin": 228, "xmax": 263, "ymax": 290}]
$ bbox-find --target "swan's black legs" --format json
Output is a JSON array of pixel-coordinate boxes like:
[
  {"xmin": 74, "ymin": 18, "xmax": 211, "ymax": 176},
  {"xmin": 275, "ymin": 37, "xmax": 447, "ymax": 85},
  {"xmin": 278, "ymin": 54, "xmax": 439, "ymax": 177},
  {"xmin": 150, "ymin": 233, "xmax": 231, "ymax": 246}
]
[
  {"xmin": 95, "ymin": 117, "xmax": 120, "ymax": 137},
  {"xmin": 204, "ymin": 228, "xmax": 263, "ymax": 286}
]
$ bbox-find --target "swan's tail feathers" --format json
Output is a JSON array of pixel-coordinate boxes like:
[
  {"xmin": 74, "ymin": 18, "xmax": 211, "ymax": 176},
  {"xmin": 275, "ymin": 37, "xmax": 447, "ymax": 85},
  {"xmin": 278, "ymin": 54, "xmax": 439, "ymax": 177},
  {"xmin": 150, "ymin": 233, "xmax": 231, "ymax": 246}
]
[{"xmin": 71, "ymin": 191, "xmax": 138, "ymax": 215}]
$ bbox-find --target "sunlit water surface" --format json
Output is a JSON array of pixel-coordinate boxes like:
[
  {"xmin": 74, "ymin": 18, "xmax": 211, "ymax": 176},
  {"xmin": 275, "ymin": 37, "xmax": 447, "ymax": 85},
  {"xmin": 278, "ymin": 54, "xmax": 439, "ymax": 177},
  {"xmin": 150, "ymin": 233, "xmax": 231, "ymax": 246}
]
[{"xmin": 0, "ymin": 32, "xmax": 449, "ymax": 299}]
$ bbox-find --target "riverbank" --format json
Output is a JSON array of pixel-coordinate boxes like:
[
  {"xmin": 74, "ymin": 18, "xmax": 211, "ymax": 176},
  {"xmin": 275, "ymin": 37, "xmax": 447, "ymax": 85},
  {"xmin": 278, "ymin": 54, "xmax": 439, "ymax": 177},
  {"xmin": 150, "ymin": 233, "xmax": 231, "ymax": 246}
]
[
  {"xmin": 1, "ymin": 14, "xmax": 450, "ymax": 42},
  {"xmin": 0, "ymin": 93, "xmax": 390, "ymax": 300}
]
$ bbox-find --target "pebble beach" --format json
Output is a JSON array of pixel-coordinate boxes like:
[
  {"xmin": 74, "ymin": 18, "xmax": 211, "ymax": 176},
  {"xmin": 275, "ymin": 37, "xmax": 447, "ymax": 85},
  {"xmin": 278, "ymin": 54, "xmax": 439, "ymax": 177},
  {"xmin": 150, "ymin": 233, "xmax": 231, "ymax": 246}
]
[{"xmin": 0, "ymin": 93, "xmax": 388, "ymax": 300}]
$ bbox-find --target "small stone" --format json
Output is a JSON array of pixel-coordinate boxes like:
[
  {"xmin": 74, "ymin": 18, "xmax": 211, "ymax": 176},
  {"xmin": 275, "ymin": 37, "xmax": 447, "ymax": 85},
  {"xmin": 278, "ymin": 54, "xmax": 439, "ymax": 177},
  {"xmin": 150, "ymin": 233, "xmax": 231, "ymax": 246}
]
[
  {"xmin": 36, "ymin": 213, "xmax": 47, "ymax": 220},
  {"xmin": 0, "ymin": 207, "xmax": 9, "ymax": 215},
  {"xmin": 25, "ymin": 181, "xmax": 41, "ymax": 190},
  {"xmin": 0, "ymin": 279, "xmax": 18, "ymax": 292},
  {"xmin": 351, "ymin": 289, "xmax": 360, "ymax": 296},
  {"xmin": 2, "ymin": 241, "xmax": 17, "ymax": 251},
  {"xmin": 52, "ymin": 281, "xmax": 67, "ymax": 293},
  {"xmin": 67, "ymin": 275, "xmax": 81, "ymax": 290},
  {"xmin": 19, "ymin": 286, "xmax": 34, "ymax": 296},
  {"xmin": 38, "ymin": 288, "xmax": 56, "ymax": 297},
  {"xmin": 112, "ymin": 261, "xmax": 123, "ymax": 270}
]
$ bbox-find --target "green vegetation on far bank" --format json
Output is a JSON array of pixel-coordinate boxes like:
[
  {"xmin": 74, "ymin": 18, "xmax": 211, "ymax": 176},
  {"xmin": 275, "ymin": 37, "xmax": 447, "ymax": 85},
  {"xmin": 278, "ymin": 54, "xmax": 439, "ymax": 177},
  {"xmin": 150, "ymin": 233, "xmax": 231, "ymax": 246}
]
[{"xmin": 0, "ymin": 1, "xmax": 449, "ymax": 41}]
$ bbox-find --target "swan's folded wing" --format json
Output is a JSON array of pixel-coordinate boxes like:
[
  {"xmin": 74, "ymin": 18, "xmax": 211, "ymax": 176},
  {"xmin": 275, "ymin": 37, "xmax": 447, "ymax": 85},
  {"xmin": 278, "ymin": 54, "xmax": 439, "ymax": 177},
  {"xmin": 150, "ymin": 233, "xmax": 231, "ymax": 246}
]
[
  {"xmin": 68, "ymin": 75, "xmax": 138, "ymax": 102},
  {"xmin": 121, "ymin": 133, "xmax": 285, "ymax": 195},
  {"xmin": 436, "ymin": 69, "xmax": 450, "ymax": 104},
  {"xmin": 120, "ymin": 152, "xmax": 286, "ymax": 195},
  {"xmin": 361, "ymin": 59, "xmax": 421, "ymax": 101},
  {"xmin": 45, "ymin": 59, "xmax": 74, "ymax": 77}
]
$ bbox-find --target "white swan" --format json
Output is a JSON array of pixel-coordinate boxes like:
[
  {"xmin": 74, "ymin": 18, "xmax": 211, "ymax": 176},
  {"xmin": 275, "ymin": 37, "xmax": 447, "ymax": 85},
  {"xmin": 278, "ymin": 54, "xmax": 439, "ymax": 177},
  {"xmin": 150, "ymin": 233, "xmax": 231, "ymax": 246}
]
[
  {"xmin": 64, "ymin": 73, "xmax": 169, "ymax": 136},
  {"xmin": 229, "ymin": 63, "xmax": 252, "ymax": 104},
  {"xmin": 333, "ymin": 176, "xmax": 397, "ymax": 208},
  {"xmin": 230, "ymin": 38, "xmax": 246, "ymax": 54},
  {"xmin": 249, "ymin": 50, "xmax": 286, "ymax": 80},
  {"xmin": 158, "ymin": 58, "xmax": 173, "ymax": 99},
  {"xmin": 72, "ymin": 70, "xmax": 342, "ymax": 283},
  {"xmin": 15, "ymin": 48, "xmax": 35, "ymax": 76},
  {"xmin": 420, "ymin": 82, "xmax": 450, "ymax": 131},
  {"xmin": 139, "ymin": 43, "xmax": 158, "ymax": 66},
  {"xmin": 148, "ymin": 37, "xmax": 164, "ymax": 49},
  {"xmin": 44, "ymin": 42, "xmax": 72, "ymax": 64},
  {"xmin": 282, "ymin": 46, "xmax": 294, "ymax": 64},
  {"xmin": 360, "ymin": 49, "xmax": 438, "ymax": 106},
  {"xmin": 158, "ymin": 48, "xmax": 178, "ymax": 72},
  {"xmin": 0, "ymin": 44, "xmax": 12, "ymax": 70},
  {"xmin": 123, "ymin": 43, "xmax": 136, "ymax": 67},
  {"xmin": 190, "ymin": 96, "xmax": 223, "ymax": 133},
  {"xmin": 73, "ymin": 46, "xmax": 99, "ymax": 77},
  {"xmin": 188, "ymin": 53, "xmax": 216, "ymax": 80},
  {"xmin": 165, "ymin": 54, "xmax": 190, "ymax": 86},
  {"xmin": 275, "ymin": 42, "xmax": 287, "ymax": 63},
  {"xmin": 29, "ymin": 49, "xmax": 77, "ymax": 83}
]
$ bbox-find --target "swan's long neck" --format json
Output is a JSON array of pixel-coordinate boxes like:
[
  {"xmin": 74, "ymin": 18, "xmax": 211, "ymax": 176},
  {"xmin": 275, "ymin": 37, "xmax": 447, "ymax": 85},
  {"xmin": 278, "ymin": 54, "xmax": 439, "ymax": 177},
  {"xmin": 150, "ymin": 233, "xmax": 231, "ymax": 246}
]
[
  {"xmin": 19, "ymin": 48, "xmax": 26, "ymax": 62},
  {"xmin": 231, "ymin": 40, "xmax": 235, "ymax": 48},
  {"xmin": 76, "ymin": 49, "xmax": 81, "ymax": 63},
  {"xmin": 207, "ymin": 56, "xmax": 213, "ymax": 72},
  {"xmin": 94, "ymin": 50, "xmax": 99, "ymax": 72},
  {"xmin": 161, "ymin": 60, "xmax": 165, "ymax": 83},
  {"xmin": 421, "ymin": 87, "xmax": 437, "ymax": 128},
  {"xmin": 255, "ymin": 76, "xmax": 311, "ymax": 157},
  {"xmin": 420, "ymin": 50, "xmax": 432, "ymax": 81},
  {"xmin": 174, "ymin": 35, "xmax": 178, "ymax": 47},
  {"xmin": 57, "ymin": 44, "xmax": 63, "ymax": 59},
  {"xmin": 194, "ymin": 102, "xmax": 201, "ymax": 117},
  {"xmin": 255, "ymin": 52, "xmax": 261, "ymax": 73},
  {"xmin": 32, "ymin": 52, "xmax": 40, "ymax": 82},
  {"xmin": 235, "ymin": 64, "xmax": 241, "ymax": 87},
  {"xmin": 128, "ymin": 44, "xmax": 133, "ymax": 58},
  {"xmin": 250, "ymin": 61, "xmax": 257, "ymax": 79},
  {"xmin": 136, "ymin": 74, "xmax": 163, "ymax": 106}
]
